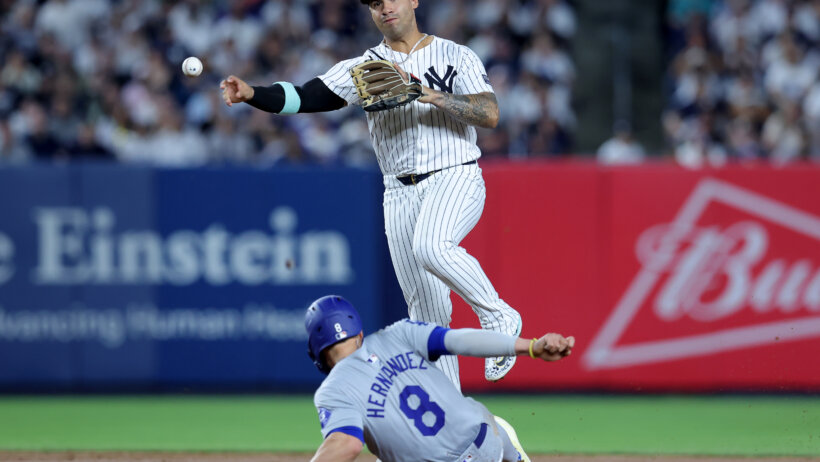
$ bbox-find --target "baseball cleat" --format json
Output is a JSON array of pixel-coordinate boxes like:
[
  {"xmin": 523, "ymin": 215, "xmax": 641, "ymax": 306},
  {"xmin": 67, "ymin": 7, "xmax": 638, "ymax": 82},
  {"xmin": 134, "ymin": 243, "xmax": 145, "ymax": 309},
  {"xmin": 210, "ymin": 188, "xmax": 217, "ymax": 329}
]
[
  {"xmin": 494, "ymin": 415, "xmax": 531, "ymax": 462},
  {"xmin": 484, "ymin": 309, "xmax": 522, "ymax": 381}
]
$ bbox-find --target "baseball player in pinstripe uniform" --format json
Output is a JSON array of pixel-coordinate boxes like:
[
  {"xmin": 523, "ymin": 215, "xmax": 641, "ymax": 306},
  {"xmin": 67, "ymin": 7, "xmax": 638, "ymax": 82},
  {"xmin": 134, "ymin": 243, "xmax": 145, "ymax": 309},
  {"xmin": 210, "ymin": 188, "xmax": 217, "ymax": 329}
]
[
  {"xmin": 305, "ymin": 295, "xmax": 575, "ymax": 462},
  {"xmin": 221, "ymin": 0, "xmax": 523, "ymax": 387}
]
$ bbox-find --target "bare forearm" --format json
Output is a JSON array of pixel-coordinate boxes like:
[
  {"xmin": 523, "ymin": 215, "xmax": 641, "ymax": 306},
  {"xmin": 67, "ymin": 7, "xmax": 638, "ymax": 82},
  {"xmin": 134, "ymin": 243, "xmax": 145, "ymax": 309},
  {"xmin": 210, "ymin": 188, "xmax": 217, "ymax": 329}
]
[
  {"xmin": 430, "ymin": 91, "xmax": 499, "ymax": 128},
  {"xmin": 311, "ymin": 445, "xmax": 357, "ymax": 462},
  {"xmin": 311, "ymin": 433, "xmax": 362, "ymax": 462},
  {"xmin": 514, "ymin": 337, "xmax": 535, "ymax": 355}
]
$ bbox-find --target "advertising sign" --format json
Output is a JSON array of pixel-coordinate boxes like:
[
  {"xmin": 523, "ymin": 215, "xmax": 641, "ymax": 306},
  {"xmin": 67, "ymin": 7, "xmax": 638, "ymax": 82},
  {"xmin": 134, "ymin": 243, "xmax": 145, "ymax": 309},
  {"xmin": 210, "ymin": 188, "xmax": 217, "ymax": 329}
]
[
  {"xmin": 453, "ymin": 164, "xmax": 820, "ymax": 392},
  {"xmin": 0, "ymin": 165, "xmax": 388, "ymax": 389}
]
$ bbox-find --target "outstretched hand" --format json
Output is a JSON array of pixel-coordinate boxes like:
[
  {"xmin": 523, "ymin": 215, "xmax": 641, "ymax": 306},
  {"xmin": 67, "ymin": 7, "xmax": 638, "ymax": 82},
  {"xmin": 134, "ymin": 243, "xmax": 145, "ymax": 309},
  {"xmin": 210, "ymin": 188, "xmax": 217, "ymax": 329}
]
[
  {"xmin": 531, "ymin": 333, "xmax": 575, "ymax": 362},
  {"xmin": 220, "ymin": 75, "xmax": 254, "ymax": 107}
]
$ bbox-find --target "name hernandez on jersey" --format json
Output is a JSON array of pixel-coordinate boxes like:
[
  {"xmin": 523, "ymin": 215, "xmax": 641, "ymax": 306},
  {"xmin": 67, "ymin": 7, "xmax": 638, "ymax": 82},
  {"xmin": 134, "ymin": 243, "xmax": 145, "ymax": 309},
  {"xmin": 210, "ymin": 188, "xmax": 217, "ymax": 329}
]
[
  {"xmin": 312, "ymin": 319, "xmax": 493, "ymax": 462},
  {"xmin": 366, "ymin": 350, "xmax": 432, "ymax": 418},
  {"xmin": 313, "ymin": 319, "xmax": 447, "ymax": 436}
]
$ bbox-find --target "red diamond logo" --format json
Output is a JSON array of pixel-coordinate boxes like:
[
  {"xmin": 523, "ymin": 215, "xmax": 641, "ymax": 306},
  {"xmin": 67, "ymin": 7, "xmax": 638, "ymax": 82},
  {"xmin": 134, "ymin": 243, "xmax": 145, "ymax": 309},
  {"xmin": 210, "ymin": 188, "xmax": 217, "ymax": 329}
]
[{"xmin": 584, "ymin": 178, "xmax": 820, "ymax": 370}]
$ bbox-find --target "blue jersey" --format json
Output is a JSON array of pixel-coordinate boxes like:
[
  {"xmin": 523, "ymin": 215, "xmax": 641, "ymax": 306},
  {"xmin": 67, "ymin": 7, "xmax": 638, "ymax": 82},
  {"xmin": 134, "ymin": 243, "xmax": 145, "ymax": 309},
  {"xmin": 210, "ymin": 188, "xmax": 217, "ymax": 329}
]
[{"xmin": 313, "ymin": 319, "xmax": 492, "ymax": 462}]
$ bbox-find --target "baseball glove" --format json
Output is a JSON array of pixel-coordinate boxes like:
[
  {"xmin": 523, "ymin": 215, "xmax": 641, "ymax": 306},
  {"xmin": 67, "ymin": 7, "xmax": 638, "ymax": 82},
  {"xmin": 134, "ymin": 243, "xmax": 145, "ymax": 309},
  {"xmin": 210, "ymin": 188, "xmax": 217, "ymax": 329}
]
[{"xmin": 350, "ymin": 60, "xmax": 423, "ymax": 112}]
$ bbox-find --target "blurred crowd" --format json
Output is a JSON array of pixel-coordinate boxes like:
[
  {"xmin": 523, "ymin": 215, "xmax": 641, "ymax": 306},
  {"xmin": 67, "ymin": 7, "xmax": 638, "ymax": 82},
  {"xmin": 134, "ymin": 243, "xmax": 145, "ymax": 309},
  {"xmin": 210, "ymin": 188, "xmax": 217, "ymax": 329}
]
[
  {"xmin": 0, "ymin": 0, "xmax": 577, "ymax": 166},
  {"xmin": 660, "ymin": 0, "xmax": 820, "ymax": 167}
]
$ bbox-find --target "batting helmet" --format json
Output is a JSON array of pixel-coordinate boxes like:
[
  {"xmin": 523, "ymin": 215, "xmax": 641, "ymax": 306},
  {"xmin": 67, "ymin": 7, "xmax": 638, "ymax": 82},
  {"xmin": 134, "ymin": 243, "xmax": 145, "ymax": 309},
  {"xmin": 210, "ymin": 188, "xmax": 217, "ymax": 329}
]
[{"xmin": 305, "ymin": 295, "xmax": 363, "ymax": 374}]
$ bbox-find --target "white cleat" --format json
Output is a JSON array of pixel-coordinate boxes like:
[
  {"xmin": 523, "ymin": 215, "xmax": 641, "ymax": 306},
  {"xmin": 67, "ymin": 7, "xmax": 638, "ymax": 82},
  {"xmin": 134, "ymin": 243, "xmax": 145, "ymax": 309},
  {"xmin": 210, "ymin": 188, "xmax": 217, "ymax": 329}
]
[
  {"xmin": 494, "ymin": 415, "xmax": 531, "ymax": 462},
  {"xmin": 484, "ymin": 310, "xmax": 522, "ymax": 381}
]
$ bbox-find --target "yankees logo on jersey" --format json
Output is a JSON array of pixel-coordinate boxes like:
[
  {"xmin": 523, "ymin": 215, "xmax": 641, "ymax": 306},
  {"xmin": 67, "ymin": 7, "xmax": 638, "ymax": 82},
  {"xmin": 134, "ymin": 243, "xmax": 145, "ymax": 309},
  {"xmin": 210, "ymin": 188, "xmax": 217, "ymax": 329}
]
[
  {"xmin": 318, "ymin": 36, "xmax": 494, "ymax": 177},
  {"xmin": 425, "ymin": 65, "xmax": 457, "ymax": 93}
]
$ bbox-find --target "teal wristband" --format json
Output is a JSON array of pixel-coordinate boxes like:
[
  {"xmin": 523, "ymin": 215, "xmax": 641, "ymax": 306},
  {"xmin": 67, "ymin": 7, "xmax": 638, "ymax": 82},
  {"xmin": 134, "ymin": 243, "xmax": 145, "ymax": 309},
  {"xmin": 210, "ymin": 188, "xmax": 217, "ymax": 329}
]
[{"xmin": 275, "ymin": 81, "xmax": 301, "ymax": 114}]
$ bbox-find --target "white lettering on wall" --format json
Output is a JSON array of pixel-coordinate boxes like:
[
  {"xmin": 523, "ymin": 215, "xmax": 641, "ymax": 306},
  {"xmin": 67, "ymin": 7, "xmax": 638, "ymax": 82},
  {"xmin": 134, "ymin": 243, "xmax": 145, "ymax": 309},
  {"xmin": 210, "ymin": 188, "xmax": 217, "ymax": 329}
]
[
  {"xmin": 0, "ymin": 303, "xmax": 308, "ymax": 348},
  {"xmin": 637, "ymin": 221, "xmax": 820, "ymax": 322},
  {"xmin": 31, "ymin": 207, "xmax": 354, "ymax": 286}
]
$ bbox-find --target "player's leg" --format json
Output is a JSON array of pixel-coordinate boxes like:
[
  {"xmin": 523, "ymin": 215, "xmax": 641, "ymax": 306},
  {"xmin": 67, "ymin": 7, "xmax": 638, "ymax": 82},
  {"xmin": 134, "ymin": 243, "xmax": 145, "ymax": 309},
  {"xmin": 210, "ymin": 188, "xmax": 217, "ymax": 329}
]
[
  {"xmin": 383, "ymin": 182, "xmax": 461, "ymax": 389},
  {"xmin": 413, "ymin": 164, "xmax": 522, "ymax": 381},
  {"xmin": 494, "ymin": 416, "xmax": 530, "ymax": 462}
]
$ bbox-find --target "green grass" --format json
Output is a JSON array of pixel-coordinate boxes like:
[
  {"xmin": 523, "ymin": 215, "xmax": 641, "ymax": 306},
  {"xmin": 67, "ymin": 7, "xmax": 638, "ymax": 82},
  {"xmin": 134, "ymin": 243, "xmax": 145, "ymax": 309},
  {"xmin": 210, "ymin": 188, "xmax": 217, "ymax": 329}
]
[
  {"xmin": 480, "ymin": 395, "xmax": 820, "ymax": 457},
  {"xmin": 0, "ymin": 396, "xmax": 317, "ymax": 452},
  {"xmin": 0, "ymin": 395, "xmax": 817, "ymax": 456}
]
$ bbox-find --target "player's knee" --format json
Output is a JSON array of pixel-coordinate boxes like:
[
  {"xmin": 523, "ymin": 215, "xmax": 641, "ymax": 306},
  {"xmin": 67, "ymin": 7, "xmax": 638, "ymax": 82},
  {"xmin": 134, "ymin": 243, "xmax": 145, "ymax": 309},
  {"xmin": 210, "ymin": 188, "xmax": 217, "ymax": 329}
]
[
  {"xmin": 412, "ymin": 240, "xmax": 449, "ymax": 271},
  {"xmin": 412, "ymin": 244, "xmax": 435, "ymax": 271}
]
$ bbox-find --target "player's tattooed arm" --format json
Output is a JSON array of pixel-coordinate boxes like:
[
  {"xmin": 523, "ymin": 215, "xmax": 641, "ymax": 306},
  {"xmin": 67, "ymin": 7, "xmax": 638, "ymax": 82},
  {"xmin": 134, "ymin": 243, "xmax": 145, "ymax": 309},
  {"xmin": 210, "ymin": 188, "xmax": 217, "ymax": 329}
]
[
  {"xmin": 426, "ymin": 91, "xmax": 499, "ymax": 129},
  {"xmin": 391, "ymin": 64, "xmax": 498, "ymax": 128}
]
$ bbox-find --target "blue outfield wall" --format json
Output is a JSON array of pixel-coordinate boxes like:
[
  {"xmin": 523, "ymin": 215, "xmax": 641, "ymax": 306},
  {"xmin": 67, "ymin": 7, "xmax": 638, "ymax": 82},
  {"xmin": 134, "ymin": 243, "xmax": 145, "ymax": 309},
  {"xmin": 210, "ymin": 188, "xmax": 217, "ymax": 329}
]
[{"xmin": 0, "ymin": 164, "xmax": 404, "ymax": 391}]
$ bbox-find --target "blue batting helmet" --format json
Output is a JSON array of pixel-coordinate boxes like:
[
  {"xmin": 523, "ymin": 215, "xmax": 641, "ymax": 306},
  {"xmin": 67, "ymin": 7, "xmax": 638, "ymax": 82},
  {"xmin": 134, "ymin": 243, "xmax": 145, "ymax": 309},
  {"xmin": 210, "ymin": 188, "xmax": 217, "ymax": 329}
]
[{"xmin": 305, "ymin": 295, "xmax": 363, "ymax": 374}]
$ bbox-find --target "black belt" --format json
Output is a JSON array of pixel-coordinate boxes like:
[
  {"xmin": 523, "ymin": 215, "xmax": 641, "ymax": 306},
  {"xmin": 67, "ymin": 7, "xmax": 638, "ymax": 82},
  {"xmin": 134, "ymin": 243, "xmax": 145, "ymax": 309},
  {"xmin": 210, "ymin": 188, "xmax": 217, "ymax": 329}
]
[
  {"xmin": 396, "ymin": 160, "xmax": 477, "ymax": 186},
  {"xmin": 473, "ymin": 422, "xmax": 488, "ymax": 448}
]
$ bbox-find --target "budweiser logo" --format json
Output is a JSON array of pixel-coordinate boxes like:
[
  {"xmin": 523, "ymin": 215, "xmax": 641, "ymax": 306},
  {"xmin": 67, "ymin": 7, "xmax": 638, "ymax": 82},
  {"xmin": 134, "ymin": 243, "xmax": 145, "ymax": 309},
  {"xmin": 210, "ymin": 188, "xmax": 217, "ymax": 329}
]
[{"xmin": 584, "ymin": 179, "xmax": 820, "ymax": 370}]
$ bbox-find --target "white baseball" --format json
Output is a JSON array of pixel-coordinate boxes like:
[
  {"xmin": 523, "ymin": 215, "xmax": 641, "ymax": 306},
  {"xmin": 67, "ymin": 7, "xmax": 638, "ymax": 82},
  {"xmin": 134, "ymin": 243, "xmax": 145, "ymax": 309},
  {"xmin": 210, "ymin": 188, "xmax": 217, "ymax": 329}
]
[{"xmin": 182, "ymin": 56, "xmax": 203, "ymax": 77}]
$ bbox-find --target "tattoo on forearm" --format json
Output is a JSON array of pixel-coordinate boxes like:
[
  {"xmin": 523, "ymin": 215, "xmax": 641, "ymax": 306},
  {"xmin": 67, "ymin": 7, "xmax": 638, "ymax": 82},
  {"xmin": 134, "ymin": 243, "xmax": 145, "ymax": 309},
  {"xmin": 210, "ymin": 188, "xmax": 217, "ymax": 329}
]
[{"xmin": 438, "ymin": 92, "xmax": 498, "ymax": 128}]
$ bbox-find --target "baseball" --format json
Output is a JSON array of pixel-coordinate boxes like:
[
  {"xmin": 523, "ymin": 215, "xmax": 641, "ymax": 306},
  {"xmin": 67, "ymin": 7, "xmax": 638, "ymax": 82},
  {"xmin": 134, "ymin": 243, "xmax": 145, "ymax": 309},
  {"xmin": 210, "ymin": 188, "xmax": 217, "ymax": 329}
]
[{"xmin": 182, "ymin": 56, "xmax": 203, "ymax": 77}]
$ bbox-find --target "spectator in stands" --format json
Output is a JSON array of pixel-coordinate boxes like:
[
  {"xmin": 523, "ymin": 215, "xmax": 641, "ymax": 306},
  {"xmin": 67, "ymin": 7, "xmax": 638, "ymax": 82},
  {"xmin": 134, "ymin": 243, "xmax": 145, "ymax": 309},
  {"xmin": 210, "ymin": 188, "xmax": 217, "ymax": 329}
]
[
  {"xmin": 762, "ymin": 101, "xmax": 807, "ymax": 163},
  {"xmin": 793, "ymin": 0, "xmax": 820, "ymax": 43},
  {"xmin": 1, "ymin": 49, "xmax": 42, "ymax": 97},
  {"xmin": 521, "ymin": 33, "xmax": 575, "ymax": 88},
  {"xmin": 803, "ymin": 81, "xmax": 820, "ymax": 160},
  {"xmin": 69, "ymin": 123, "xmax": 114, "ymax": 160},
  {"xmin": 23, "ymin": 100, "xmax": 68, "ymax": 161},
  {"xmin": 0, "ymin": 118, "xmax": 28, "ymax": 163},
  {"xmin": 725, "ymin": 116, "xmax": 762, "ymax": 161},
  {"xmin": 763, "ymin": 33, "xmax": 817, "ymax": 106},
  {"xmin": 725, "ymin": 69, "xmax": 768, "ymax": 124},
  {"xmin": 597, "ymin": 120, "xmax": 646, "ymax": 164}
]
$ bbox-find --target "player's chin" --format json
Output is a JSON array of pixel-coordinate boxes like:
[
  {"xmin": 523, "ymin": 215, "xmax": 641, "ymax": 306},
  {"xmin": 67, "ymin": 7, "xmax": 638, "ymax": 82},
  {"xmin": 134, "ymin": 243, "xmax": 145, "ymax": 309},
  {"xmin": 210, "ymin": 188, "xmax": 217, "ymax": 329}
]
[{"xmin": 377, "ymin": 22, "xmax": 401, "ymax": 36}]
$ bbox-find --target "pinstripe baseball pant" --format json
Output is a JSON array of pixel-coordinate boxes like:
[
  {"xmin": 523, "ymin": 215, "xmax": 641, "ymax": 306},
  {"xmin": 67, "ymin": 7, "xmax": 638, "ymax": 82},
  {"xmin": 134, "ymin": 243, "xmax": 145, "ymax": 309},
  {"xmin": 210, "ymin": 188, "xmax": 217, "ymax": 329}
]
[{"xmin": 383, "ymin": 162, "xmax": 519, "ymax": 389}]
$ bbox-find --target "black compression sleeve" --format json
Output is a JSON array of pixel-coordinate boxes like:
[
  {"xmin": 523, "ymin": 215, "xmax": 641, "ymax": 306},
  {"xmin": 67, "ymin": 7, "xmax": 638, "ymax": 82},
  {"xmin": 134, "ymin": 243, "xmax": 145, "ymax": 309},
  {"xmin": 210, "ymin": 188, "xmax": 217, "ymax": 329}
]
[
  {"xmin": 247, "ymin": 84, "xmax": 286, "ymax": 113},
  {"xmin": 299, "ymin": 78, "xmax": 347, "ymax": 113},
  {"xmin": 247, "ymin": 78, "xmax": 346, "ymax": 114}
]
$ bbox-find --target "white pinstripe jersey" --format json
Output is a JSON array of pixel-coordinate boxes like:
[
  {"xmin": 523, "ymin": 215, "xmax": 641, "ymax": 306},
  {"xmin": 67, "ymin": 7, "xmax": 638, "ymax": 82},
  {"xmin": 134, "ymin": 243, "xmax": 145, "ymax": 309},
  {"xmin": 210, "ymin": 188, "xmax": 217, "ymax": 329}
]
[{"xmin": 319, "ymin": 36, "xmax": 494, "ymax": 176}]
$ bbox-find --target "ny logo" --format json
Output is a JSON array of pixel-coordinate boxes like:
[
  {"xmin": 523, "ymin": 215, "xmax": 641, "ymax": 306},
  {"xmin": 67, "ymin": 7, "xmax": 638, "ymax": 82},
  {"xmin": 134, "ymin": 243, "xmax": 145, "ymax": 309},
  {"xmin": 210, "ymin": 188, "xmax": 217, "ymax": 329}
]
[{"xmin": 424, "ymin": 65, "xmax": 458, "ymax": 93}]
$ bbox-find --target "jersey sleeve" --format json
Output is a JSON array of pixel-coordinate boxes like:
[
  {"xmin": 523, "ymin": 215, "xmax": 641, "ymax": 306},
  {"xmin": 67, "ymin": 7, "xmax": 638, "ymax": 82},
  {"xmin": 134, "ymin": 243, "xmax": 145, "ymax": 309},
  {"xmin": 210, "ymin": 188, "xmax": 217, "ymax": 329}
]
[
  {"xmin": 454, "ymin": 46, "xmax": 494, "ymax": 95},
  {"xmin": 314, "ymin": 383, "xmax": 365, "ymax": 442},
  {"xmin": 389, "ymin": 319, "xmax": 451, "ymax": 362},
  {"xmin": 318, "ymin": 57, "xmax": 369, "ymax": 106}
]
